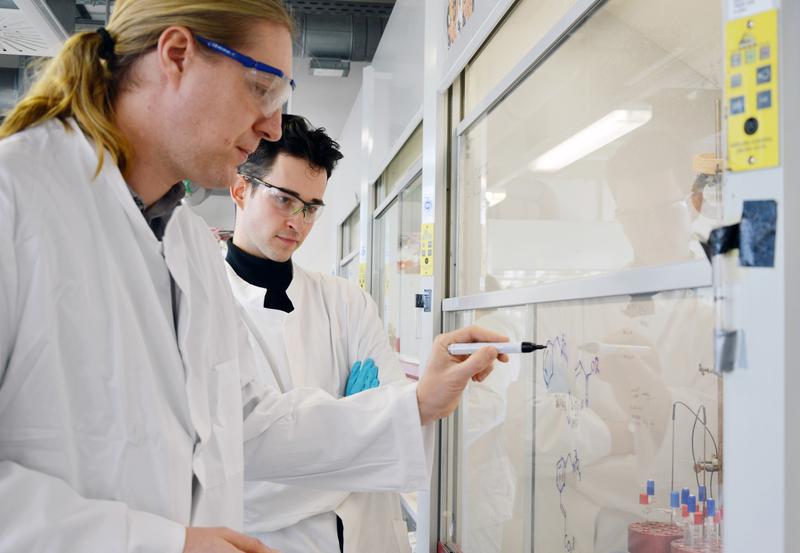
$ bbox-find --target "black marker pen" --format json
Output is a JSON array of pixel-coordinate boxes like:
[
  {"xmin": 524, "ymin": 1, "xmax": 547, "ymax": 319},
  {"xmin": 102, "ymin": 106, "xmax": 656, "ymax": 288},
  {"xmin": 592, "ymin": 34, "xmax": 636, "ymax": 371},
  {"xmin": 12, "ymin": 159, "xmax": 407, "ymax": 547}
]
[{"xmin": 447, "ymin": 341, "xmax": 546, "ymax": 356}]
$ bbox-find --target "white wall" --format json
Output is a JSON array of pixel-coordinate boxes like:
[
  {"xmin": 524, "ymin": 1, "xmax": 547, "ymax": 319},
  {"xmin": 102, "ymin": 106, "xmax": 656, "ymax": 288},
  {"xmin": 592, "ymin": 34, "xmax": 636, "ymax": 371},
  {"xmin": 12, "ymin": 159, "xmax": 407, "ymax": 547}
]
[
  {"xmin": 367, "ymin": 0, "xmax": 426, "ymax": 181},
  {"xmin": 296, "ymin": 0, "xmax": 426, "ymax": 274},
  {"xmin": 188, "ymin": 193, "xmax": 236, "ymax": 233},
  {"xmin": 293, "ymin": 90, "xmax": 365, "ymax": 274},
  {"xmin": 289, "ymin": 58, "xmax": 368, "ymax": 141}
]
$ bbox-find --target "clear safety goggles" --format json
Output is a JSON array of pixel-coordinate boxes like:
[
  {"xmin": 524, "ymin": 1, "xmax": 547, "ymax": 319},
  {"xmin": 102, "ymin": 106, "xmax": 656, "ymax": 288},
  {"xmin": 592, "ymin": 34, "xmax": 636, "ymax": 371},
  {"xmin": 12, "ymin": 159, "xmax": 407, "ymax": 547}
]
[
  {"xmin": 242, "ymin": 174, "xmax": 325, "ymax": 223},
  {"xmin": 195, "ymin": 35, "xmax": 295, "ymax": 116}
]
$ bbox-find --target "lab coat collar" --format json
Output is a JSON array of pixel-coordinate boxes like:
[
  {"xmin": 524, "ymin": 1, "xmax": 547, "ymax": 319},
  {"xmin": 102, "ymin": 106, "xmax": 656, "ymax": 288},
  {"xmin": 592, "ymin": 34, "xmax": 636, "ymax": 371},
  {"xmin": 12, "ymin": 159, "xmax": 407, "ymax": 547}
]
[
  {"xmin": 225, "ymin": 239, "xmax": 295, "ymax": 313},
  {"xmin": 62, "ymin": 119, "xmax": 163, "ymax": 254}
]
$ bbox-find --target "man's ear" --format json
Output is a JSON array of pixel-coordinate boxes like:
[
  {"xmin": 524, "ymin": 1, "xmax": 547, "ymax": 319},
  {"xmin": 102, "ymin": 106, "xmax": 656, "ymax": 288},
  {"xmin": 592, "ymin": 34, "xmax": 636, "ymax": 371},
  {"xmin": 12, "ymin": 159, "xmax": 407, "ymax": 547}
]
[
  {"xmin": 230, "ymin": 175, "xmax": 250, "ymax": 210},
  {"xmin": 156, "ymin": 26, "xmax": 196, "ymax": 85}
]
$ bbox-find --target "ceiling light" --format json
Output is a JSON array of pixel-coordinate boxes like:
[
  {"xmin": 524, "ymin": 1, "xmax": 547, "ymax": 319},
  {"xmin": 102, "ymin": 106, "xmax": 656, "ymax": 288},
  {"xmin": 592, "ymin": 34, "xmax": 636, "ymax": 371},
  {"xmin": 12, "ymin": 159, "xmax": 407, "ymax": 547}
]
[
  {"xmin": 485, "ymin": 190, "xmax": 507, "ymax": 207},
  {"xmin": 309, "ymin": 58, "xmax": 350, "ymax": 77},
  {"xmin": 529, "ymin": 109, "xmax": 652, "ymax": 173}
]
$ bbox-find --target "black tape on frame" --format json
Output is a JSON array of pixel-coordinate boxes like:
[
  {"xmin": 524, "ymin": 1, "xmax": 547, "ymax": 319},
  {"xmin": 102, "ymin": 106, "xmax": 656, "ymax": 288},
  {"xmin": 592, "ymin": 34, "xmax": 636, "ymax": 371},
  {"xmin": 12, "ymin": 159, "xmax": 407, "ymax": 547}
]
[
  {"xmin": 704, "ymin": 223, "xmax": 740, "ymax": 261},
  {"xmin": 701, "ymin": 199, "xmax": 777, "ymax": 267},
  {"xmin": 739, "ymin": 199, "xmax": 777, "ymax": 267}
]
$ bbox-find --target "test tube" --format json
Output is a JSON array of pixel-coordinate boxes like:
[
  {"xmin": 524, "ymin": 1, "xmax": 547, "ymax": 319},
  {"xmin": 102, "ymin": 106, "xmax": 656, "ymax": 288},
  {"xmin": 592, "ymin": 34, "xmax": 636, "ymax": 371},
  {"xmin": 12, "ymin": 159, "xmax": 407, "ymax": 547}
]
[
  {"xmin": 670, "ymin": 491, "xmax": 681, "ymax": 525},
  {"xmin": 681, "ymin": 487, "xmax": 690, "ymax": 506},
  {"xmin": 705, "ymin": 498, "xmax": 719, "ymax": 545},
  {"xmin": 680, "ymin": 504, "xmax": 690, "ymax": 543},
  {"xmin": 639, "ymin": 480, "xmax": 655, "ymax": 521},
  {"xmin": 693, "ymin": 512, "xmax": 705, "ymax": 545},
  {"xmin": 698, "ymin": 485, "xmax": 707, "ymax": 514},
  {"xmin": 639, "ymin": 493, "xmax": 651, "ymax": 521},
  {"xmin": 686, "ymin": 495, "xmax": 697, "ymax": 546}
]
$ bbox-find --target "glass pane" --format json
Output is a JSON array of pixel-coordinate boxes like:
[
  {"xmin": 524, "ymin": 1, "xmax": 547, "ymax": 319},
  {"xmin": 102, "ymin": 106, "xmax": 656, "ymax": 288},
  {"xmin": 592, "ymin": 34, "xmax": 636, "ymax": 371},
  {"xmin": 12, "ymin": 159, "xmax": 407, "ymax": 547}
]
[
  {"xmin": 439, "ymin": 310, "xmax": 473, "ymax": 547},
  {"xmin": 375, "ymin": 123, "xmax": 423, "ymax": 206},
  {"xmin": 440, "ymin": 288, "xmax": 721, "ymax": 553},
  {"xmin": 457, "ymin": 305, "xmax": 535, "ymax": 553},
  {"xmin": 373, "ymin": 177, "xmax": 423, "ymax": 373},
  {"xmin": 340, "ymin": 207, "xmax": 361, "ymax": 260},
  {"xmin": 464, "ymin": 0, "xmax": 577, "ymax": 115},
  {"xmin": 347, "ymin": 208, "xmax": 360, "ymax": 255},
  {"xmin": 375, "ymin": 178, "xmax": 388, "ymax": 208},
  {"xmin": 339, "ymin": 224, "xmax": 350, "ymax": 261},
  {"xmin": 457, "ymin": 0, "xmax": 723, "ymax": 294},
  {"xmin": 339, "ymin": 257, "xmax": 359, "ymax": 285},
  {"xmin": 533, "ymin": 288, "xmax": 719, "ymax": 553}
]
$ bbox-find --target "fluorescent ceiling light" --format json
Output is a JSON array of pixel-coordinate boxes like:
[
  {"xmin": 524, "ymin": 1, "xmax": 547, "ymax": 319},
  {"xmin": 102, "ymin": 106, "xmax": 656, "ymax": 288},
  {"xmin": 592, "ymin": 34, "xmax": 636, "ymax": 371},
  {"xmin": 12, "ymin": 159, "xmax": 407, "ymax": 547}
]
[
  {"xmin": 529, "ymin": 109, "xmax": 652, "ymax": 173},
  {"xmin": 309, "ymin": 58, "xmax": 350, "ymax": 78},
  {"xmin": 485, "ymin": 190, "xmax": 507, "ymax": 207}
]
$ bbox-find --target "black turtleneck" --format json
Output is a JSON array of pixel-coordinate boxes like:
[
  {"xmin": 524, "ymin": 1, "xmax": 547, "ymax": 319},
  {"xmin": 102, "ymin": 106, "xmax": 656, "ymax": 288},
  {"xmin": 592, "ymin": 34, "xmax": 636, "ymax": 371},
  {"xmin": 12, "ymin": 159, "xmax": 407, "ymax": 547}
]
[{"xmin": 226, "ymin": 239, "xmax": 295, "ymax": 313}]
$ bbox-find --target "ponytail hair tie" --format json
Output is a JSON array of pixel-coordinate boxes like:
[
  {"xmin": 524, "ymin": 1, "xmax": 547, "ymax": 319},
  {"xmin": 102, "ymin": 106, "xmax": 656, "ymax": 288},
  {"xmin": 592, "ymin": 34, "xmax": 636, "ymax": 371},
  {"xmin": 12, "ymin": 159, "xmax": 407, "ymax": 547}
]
[{"xmin": 96, "ymin": 27, "xmax": 116, "ymax": 64}]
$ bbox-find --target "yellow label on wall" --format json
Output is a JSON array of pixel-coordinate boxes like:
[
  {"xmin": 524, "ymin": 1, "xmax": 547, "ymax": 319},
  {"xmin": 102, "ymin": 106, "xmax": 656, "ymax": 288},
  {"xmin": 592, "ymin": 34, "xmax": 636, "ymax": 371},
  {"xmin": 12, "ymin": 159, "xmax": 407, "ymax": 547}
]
[
  {"xmin": 725, "ymin": 9, "xmax": 779, "ymax": 171},
  {"xmin": 357, "ymin": 262, "xmax": 367, "ymax": 290},
  {"xmin": 420, "ymin": 223, "xmax": 434, "ymax": 276}
]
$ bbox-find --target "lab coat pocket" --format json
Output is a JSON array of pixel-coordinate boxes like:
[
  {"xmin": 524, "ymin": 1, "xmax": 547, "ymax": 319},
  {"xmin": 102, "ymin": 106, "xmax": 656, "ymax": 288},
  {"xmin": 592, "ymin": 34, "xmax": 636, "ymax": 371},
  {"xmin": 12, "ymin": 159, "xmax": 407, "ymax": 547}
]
[{"xmin": 193, "ymin": 359, "xmax": 244, "ymax": 490}]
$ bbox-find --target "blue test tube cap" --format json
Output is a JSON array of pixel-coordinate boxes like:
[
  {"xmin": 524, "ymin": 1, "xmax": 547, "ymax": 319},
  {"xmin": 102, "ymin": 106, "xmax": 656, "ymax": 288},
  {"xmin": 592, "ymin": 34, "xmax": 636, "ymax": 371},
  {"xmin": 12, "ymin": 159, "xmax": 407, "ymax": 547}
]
[
  {"xmin": 670, "ymin": 491, "xmax": 680, "ymax": 509},
  {"xmin": 688, "ymin": 495, "xmax": 697, "ymax": 513},
  {"xmin": 681, "ymin": 487, "xmax": 690, "ymax": 505},
  {"xmin": 647, "ymin": 479, "xmax": 655, "ymax": 496},
  {"xmin": 698, "ymin": 485, "xmax": 707, "ymax": 502},
  {"xmin": 707, "ymin": 498, "xmax": 716, "ymax": 517}
]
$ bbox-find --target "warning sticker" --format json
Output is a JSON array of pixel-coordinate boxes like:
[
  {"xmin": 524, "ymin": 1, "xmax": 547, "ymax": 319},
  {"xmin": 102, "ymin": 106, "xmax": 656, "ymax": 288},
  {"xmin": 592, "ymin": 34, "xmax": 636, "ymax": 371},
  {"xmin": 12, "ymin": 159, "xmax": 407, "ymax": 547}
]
[
  {"xmin": 358, "ymin": 262, "xmax": 367, "ymax": 291},
  {"xmin": 725, "ymin": 9, "xmax": 779, "ymax": 171},
  {"xmin": 420, "ymin": 223, "xmax": 434, "ymax": 277}
]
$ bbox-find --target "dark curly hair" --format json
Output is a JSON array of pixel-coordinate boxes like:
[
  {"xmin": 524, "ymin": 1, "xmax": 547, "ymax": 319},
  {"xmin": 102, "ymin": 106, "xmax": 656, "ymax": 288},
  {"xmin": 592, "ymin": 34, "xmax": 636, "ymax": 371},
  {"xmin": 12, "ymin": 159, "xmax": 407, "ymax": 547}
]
[{"xmin": 238, "ymin": 114, "xmax": 343, "ymax": 189}]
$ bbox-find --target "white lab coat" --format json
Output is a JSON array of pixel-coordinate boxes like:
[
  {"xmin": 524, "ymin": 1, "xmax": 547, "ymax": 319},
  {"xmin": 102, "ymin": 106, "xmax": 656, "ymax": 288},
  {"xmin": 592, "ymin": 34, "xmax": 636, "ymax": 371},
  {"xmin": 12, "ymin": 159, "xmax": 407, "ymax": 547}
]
[
  {"xmin": 226, "ymin": 264, "xmax": 412, "ymax": 553},
  {"xmin": 0, "ymin": 119, "xmax": 430, "ymax": 552}
]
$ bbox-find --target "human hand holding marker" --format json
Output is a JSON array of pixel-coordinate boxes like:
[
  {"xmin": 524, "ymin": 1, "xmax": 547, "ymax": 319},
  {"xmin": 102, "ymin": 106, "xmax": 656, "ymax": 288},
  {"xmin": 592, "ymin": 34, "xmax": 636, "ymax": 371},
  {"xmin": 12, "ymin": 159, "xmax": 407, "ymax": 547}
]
[{"xmin": 416, "ymin": 325, "xmax": 510, "ymax": 425}]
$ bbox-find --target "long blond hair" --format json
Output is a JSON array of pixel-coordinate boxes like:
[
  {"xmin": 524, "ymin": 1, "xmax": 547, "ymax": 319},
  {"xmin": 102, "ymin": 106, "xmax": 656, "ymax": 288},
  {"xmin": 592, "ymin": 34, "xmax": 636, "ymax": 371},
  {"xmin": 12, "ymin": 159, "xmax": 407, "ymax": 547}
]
[{"xmin": 0, "ymin": 0, "xmax": 292, "ymax": 174}]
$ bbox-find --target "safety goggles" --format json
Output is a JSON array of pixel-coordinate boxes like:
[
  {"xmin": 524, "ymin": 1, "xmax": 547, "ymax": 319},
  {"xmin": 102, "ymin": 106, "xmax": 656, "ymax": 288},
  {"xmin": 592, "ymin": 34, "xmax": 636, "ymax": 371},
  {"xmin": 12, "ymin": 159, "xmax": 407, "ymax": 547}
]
[
  {"xmin": 242, "ymin": 174, "xmax": 325, "ymax": 223},
  {"xmin": 195, "ymin": 35, "xmax": 296, "ymax": 116}
]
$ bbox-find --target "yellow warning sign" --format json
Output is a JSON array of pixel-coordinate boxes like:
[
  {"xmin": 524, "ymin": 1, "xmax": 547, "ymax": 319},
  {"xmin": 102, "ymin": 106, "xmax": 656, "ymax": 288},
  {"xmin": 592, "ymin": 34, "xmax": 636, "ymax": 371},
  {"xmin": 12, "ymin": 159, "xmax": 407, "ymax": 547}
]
[
  {"xmin": 357, "ymin": 262, "xmax": 367, "ymax": 291},
  {"xmin": 420, "ymin": 223, "xmax": 434, "ymax": 276},
  {"xmin": 725, "ymin": 9, "xmax": 779, "ymax": 171}
]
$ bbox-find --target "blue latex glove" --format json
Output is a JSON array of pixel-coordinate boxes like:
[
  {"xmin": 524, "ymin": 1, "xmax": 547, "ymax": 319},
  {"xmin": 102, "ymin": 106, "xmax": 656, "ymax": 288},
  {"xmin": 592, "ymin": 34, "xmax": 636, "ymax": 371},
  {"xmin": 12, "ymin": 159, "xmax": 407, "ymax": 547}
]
[{"xmin": 345, "ymin": 358, "xmax": 380, "ymax": 396}]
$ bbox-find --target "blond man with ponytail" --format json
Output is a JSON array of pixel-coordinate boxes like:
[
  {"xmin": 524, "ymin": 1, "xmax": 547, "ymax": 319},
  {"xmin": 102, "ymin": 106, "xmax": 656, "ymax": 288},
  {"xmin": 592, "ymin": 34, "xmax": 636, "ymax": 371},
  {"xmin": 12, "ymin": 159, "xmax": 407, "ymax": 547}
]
[{"xmin": 0, "ymin": 1, "xmax": 507, "ymax": 553}]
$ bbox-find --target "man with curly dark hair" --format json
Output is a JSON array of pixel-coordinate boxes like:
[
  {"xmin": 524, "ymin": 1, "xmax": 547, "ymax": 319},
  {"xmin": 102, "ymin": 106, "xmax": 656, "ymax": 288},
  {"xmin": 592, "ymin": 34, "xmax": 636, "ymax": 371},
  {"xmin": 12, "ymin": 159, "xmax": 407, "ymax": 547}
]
[{"xmin": 225, "ymin": 115, "xmax": 412, "ymax": 553}]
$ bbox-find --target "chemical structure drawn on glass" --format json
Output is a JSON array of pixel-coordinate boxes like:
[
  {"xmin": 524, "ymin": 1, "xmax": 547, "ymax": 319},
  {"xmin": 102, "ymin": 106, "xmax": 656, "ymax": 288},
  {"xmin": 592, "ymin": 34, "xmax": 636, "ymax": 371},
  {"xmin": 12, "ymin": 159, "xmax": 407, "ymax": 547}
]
[
  {"xmin": 556, "ymin": 449, "xmax": 581, "ymax": 553},
  {"xmin": 543, "ymin": 334, "xmax": 601, "ymax": 427}
]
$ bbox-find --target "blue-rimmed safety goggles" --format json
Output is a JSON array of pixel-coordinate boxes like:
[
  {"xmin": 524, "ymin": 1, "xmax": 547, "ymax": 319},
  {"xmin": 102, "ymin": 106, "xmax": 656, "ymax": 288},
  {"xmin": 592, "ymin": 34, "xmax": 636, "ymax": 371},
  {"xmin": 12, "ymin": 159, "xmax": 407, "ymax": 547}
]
[{"xmin": 195, "ymin": 35, "xmax": 296, "ymax": 115}]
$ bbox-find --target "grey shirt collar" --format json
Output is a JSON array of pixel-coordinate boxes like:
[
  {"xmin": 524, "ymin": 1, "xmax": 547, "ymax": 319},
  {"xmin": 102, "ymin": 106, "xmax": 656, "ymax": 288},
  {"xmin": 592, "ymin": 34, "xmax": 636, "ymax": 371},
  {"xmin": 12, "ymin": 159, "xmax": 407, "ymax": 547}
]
[{"xmin": 129, "ymin": 182, "xmax": 186, "ymax": 240}]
